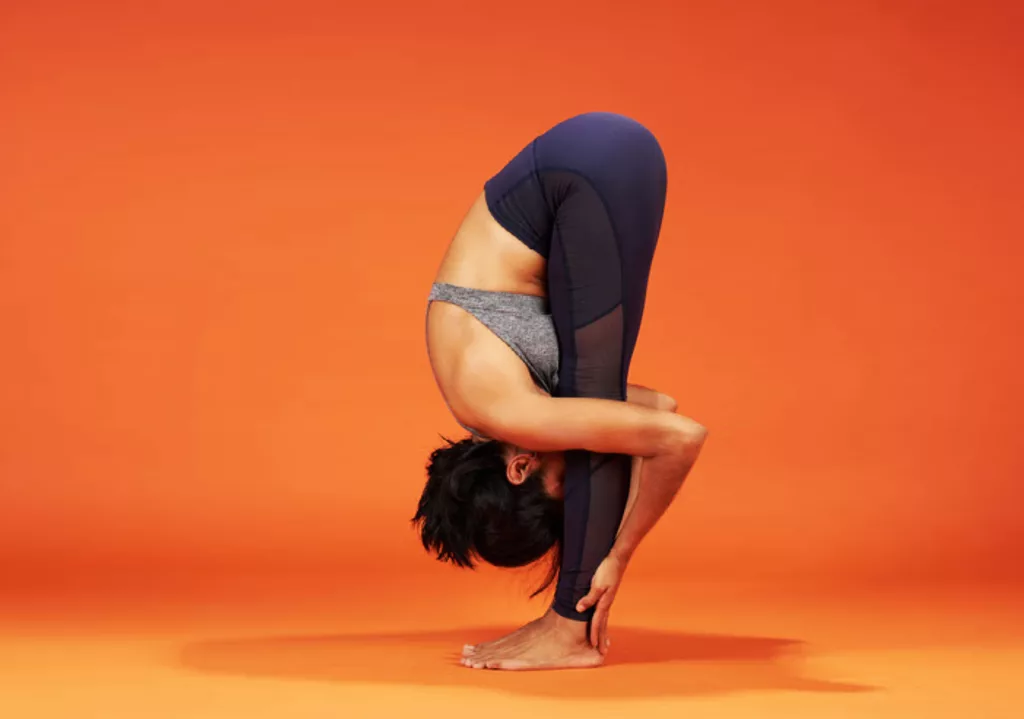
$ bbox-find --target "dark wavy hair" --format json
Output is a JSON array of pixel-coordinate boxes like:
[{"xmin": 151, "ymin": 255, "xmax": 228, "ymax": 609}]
[{"xmin": 412, "ymin": 435, "xmax": 563, "ymax": 596}]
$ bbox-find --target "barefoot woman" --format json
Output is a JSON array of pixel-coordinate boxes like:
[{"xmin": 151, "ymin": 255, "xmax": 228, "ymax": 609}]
[{"xmin": 417, "ymin": 112, "xmax": 708, "ymax": 670}]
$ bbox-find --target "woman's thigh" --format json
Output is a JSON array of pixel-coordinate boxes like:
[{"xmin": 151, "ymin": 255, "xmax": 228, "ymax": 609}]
[
  {"xmin": 484, "ymin": 111, "xmax": 667, "ymax": 392},
  {"xmin": 537, "ymin": 112, "xmax": 667, "ymax": 398}
]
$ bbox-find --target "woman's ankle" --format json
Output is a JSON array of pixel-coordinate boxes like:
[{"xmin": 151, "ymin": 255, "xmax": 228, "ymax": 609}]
[{"xmin": 543, "ymin": 606, "xmax": 589, "ymax": 641}]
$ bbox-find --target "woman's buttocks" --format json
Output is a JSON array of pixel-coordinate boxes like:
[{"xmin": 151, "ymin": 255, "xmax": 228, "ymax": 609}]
[{"xmin": 433, "ymin": 191, "xmax": 547, "ymax": 297}]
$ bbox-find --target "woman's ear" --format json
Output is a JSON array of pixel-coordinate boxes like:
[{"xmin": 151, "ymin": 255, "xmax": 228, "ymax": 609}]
[{"xmin": 505, "ymin": 449, "xmax": 537, "ymax": 486}]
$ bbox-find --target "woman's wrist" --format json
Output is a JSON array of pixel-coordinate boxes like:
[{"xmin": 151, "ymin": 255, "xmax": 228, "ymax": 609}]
[{"xmin": 608, "ymin": 543, "xmax": 635, "ymax": 566}]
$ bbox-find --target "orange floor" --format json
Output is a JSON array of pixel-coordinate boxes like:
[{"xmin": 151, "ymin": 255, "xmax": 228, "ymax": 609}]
[{"xmin": 2, "ymin": 574, "xmax": 1021, "ymax": 718}]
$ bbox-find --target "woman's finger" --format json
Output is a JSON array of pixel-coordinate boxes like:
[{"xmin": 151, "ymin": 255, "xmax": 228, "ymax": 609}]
[
  {"xmin": 590, "ymin": 603, "xmax": 606, "ymax": 648},
  {"xmin": 597, "ymin": 610, "xmax": 611, "ymax": 655},
  {"xmin": 575, "ymin": 586, "xmax": 604, "ymax": 614},
  {"xmin": 593, "ymin": 591, "xmax": 614, "ymax": 652}
]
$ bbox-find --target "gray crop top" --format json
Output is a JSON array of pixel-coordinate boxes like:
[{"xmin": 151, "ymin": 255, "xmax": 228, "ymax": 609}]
[{"xmin": 427, "ymin": 282, "xmax": 559, "ymax": 435}]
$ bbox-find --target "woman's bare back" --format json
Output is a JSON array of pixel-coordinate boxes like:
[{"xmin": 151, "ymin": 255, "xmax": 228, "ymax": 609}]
[{"xmin": 426, "ymin": 192, "xmax": 551, "ymax": 432}]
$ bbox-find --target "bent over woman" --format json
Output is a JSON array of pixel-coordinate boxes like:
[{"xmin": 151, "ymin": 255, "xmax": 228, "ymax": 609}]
[{"xmin": 417, "ymin": 112, "xmax": 708, "ymax": 670}]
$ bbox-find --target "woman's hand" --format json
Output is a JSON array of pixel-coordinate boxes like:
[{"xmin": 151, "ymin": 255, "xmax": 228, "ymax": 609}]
[
  {"xmin": 626, "ymin": 383, "xmax": 678, "ymax": 413},
  {"xmin": 574, "ymin": 552, "xmax": 629, "ymax": 654}
]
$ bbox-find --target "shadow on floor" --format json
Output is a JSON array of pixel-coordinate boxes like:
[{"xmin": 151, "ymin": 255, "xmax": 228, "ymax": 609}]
[{"xmin": 179, "ymin": 625, "xmax": 875, "ymax": 698}]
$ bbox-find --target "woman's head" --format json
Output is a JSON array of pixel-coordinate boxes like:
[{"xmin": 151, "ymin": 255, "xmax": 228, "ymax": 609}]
[{"xmin": 412, "ymin": 436, "xmax": 564, "ymax": 594}]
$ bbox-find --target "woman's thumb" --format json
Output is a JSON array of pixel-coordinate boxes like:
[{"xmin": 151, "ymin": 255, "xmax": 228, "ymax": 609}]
[{"xmin": 576, "ymin": 587, "xmax": 603, "ymax": 613}]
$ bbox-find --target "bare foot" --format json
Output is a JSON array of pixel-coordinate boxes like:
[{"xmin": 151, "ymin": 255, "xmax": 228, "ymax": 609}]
[
  {"xmin": 462, "ymin": 615, "xmax": 545, "ymax": 658},
  {"xmin": 461, "ymin": 609, "xmax": 603, "ymax": 670}
]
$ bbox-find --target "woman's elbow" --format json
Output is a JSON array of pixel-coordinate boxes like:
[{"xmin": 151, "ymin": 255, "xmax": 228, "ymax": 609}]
[
  {"xmin": 667, "ymin": 414, "xmax": 707, "ymax": 453},
  {"xmin": 648, "ymin": 413, "xmax": 706, "ymax": 458}
]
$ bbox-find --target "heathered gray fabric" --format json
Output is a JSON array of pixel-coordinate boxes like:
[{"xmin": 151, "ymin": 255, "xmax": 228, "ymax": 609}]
[{"xmin": 427, "ymin": 282, "xmax": 559, "ymax": 435}]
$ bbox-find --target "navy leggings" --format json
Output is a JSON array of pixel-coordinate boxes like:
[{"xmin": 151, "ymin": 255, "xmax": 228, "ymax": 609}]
[{"xmin": 484, "ymin": 112, "xmax": 667, "ymax": 621}]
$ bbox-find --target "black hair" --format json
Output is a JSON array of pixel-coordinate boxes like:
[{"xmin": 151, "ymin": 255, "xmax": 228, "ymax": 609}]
[{"xmin": 412, "ymin": 435, "xmax": 563, "ymax": 597}]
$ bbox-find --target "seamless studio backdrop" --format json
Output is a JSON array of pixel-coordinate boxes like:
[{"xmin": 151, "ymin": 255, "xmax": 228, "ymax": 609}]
[{"xmin": 2, "ymin": 1, "xmax": 1022, "ymax": 596}]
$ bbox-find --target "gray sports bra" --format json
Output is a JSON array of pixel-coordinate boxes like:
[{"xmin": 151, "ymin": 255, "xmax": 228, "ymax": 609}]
[{"xmin": 427, "ymin": 282, "xmax": 559, "ymax": 436}]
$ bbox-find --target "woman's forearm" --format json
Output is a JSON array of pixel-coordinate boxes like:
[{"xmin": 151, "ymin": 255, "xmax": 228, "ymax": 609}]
[
  {"xmin": 610, "ymin": 429, "xmax": 707, "ymax": 563},
  {"xmin": 615, "ymin": 391, "xmax": 686, "ymax": 552}
]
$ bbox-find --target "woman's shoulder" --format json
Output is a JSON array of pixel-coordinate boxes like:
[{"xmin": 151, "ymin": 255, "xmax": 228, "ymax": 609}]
[{"xmin": 426, "ymin": 303, "xmax": 538, "ymax": 431}]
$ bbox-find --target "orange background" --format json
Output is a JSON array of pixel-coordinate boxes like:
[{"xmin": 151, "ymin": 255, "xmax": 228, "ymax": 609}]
[{"xmin": 1, "ymin": 0, "xmax": 1021, "ymax": 593}]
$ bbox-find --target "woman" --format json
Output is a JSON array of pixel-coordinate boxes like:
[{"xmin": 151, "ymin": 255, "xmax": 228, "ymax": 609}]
[{"xmin": 416, "ymin": 112, "xmax": 708, "ymax": 670}]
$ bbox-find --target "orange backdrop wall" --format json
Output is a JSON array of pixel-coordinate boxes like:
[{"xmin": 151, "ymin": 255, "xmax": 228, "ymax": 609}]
[{"xmin": 2, "ymin": 0, "xmax": 1021, "ymax": 588}]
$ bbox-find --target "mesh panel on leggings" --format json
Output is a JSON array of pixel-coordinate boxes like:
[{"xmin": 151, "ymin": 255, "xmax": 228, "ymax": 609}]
[
  {"xmin": 571, "ymin": 305, "xmax": 625, "ymax": 401},
  {"xmin": 552, "ymin": 305, "xmax": 633, "ymax": 617},
  {"xmin": 573, "ymin": 306, "xmax": 630, "ymax": 592}
]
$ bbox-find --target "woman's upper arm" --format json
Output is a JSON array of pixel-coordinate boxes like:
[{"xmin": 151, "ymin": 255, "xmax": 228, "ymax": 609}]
[{"xmin": 482, "ymin": 394, "xmax": 694, "ymax": 457}]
